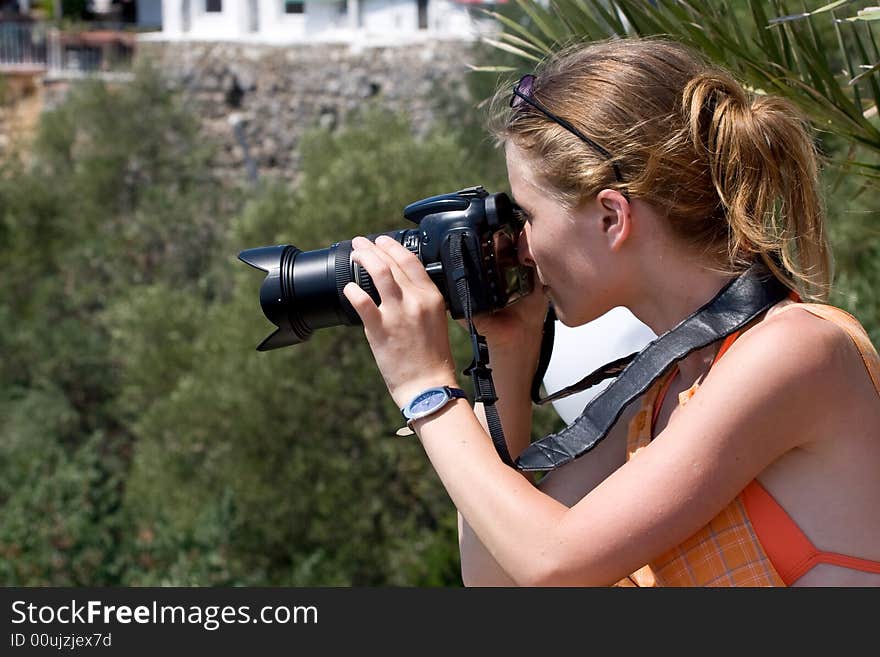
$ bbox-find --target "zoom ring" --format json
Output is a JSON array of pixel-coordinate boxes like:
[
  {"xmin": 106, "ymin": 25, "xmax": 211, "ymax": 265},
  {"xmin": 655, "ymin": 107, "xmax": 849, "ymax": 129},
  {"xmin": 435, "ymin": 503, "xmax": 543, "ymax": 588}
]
[
  {"xmin": 356, "ymin": 265, "xmax": 381, "ymax": 306},
  {"xmin": 334, "ymin": 241, "xmax": 361, "ymax": 325}
]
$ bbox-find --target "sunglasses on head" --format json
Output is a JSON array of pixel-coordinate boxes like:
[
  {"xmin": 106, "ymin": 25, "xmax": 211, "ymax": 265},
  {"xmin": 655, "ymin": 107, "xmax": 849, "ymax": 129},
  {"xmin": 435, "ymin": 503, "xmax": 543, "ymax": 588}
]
[{"xmin": 510, "ymin": 74, "xmax": 625, "ymax": 184}]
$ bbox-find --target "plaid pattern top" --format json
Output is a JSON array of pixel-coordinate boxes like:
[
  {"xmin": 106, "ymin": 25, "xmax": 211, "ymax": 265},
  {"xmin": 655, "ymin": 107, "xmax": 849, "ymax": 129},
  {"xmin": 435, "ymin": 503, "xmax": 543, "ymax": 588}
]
[{"xmin": 616, "ymin": 302, "xmax": 880, "ymax": 587}]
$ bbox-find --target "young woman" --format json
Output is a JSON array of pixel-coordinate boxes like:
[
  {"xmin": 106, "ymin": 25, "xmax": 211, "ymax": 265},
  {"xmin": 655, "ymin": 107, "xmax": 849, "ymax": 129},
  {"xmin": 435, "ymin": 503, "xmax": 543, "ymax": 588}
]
[{"xmin": 342, "ymin": 38, "xmax": 880, "ymax": 586}]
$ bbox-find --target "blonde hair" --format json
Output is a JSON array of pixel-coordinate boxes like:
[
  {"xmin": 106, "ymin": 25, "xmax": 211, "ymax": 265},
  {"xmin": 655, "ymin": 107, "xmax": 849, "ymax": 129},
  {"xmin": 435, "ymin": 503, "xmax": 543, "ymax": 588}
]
[{"xmin": 489, "ymin": 37, "xmax": 833, "ymax": 301}]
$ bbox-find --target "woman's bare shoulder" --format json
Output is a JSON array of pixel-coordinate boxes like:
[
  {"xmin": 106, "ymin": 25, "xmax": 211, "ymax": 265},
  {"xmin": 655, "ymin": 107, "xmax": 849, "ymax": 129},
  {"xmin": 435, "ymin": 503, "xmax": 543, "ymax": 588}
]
[
  {"xmin": 745, "ymin": 302, "xmax": 867, "ymax": 386},
  {"xmin": 741, "ymin": 302, "xmax": 853, "ymax": 363},
  {"xmin": 707, "ymin": 302, "xmax": 865, "ymax": 444}
]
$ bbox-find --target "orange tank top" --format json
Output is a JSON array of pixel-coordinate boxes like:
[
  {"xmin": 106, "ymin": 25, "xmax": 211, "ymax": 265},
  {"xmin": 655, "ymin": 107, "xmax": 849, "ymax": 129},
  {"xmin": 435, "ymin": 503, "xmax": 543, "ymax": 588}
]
[{"xmin": 617, "ymin": 300, "xmax": 880, "ymax": 587}]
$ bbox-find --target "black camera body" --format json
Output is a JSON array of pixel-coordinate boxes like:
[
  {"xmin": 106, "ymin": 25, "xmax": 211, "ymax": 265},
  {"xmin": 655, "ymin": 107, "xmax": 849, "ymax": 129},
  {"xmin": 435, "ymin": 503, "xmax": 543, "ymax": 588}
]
[{"xmin": 239, "ymin": 186, "xmax": 533, "ymax": 351}]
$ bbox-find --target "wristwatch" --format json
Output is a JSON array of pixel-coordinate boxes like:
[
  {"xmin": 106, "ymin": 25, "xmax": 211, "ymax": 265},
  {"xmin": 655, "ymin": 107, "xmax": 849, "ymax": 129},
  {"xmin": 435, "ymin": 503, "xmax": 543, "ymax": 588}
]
[{"xmin": 400, "ymin": 386, "xmax": 467, "ymax": 427}]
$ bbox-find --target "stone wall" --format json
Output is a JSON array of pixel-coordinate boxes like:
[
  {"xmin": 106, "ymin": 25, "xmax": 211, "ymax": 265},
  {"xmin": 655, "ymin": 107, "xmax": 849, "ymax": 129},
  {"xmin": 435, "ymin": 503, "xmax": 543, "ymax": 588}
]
[
  {"xmin": 135, "ymin": 39, "xmax": 480, "ymax": 185},
  {"xmin": 0, "ymin": 71, "xmax": 44, "ymax": 158}
]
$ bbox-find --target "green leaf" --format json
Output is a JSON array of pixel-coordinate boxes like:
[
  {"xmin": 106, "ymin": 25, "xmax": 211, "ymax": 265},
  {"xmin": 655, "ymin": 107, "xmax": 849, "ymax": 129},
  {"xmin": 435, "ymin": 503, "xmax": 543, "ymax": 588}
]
[
  {"xmin": 514, "ymin": 0, "xmax": 566, "ymax": 46},
  {"xmin": 835, "ymin": 157, "xmax": 880, "ymax": 171},
  {"xmin": 847, "ymin": 62, "xmax": 880, "ymax": 85},
  {"xmin": 854, "ymin": 7, "xmax": 880, "ymax": 21},
  {"xmin": 481, "ymin": 37, "xmax": 543, "ymax": 63},
  {"xmin": 497, "ymin": 31, "xmax": 553, "ymax": 57},
  {"xmin": 833, "ymin": 7, "xmax": 864, "ymax": 112},
  {"xmin": 847, "ymin": 20, "xmax": 880, "ymax": 119},
  {"xmin": 475, "ymin": 0, "xmax": 880, "ymax": 185},
  {"xmin": 583, "ymin": 0, "xmax": 628, "ymax": 35},
  {"xmin": 466, "ymin": 65, "xmax": 518, "ymax": 73},
  {"xmin": 480, "ymin": 9, "xmax": 553, "ymax": 54},
  {"xmin": 767, "ymin": 0, "xmax": 851, "ymax": 24}
]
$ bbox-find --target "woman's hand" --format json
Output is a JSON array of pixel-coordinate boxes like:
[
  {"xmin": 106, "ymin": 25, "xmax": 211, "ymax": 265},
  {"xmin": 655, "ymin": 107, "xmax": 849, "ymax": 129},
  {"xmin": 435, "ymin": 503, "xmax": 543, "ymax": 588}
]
[
  {"xmin": 456, "ymin": 278, "xmax": 550, "ymax": 353},
  {"xmin": 343, "ymin": 235, "xmax": 459, "ymax": 409}
]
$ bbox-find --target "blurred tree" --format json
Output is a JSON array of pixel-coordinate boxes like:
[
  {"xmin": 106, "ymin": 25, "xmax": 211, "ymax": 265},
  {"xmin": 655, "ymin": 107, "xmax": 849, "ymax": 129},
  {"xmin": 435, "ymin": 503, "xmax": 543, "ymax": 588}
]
[
  {"xmin": 0, "ymin": 61, "xmax": 228, "ymax": 584},
  {"xmin": 120, "ymin": 108, "xmax": 516, "ymax": 585},
  {"xmin": 0, "ymin": 60, "xmax": 523, "ymax": 584}
]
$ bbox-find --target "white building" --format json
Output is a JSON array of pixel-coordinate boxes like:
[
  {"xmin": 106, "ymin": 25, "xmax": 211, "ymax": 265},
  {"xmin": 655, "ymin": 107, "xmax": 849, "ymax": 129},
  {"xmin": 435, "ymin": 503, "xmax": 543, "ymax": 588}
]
[{"xmin": 156, "ymin": 0, "xmax": 501, "ymax": 44}]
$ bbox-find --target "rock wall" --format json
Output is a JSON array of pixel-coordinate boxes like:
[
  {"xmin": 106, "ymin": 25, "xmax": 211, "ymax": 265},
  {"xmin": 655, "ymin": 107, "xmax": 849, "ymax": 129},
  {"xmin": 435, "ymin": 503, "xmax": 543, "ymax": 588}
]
[
  {"xmin": 135, "ymin": 39, "xmax": 480, "ymax": 185},
  {"xmin": 0, "ymin": 71, "xmax": 44, "ymax": 158}
]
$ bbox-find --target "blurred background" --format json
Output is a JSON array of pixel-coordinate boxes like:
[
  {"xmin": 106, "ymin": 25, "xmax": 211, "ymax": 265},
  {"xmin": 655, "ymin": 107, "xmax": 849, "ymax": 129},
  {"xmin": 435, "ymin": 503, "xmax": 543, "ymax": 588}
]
[{"xmin": 1, "ymin": 0, "xmax": 878, "ymax": 586}]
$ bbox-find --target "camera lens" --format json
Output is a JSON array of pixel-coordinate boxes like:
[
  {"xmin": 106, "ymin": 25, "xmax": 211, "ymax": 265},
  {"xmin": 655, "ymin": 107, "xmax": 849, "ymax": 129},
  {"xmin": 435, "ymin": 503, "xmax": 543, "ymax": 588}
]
[{"xmin": 238, "ymin": 230, "xmax": 419, "ymax": 351}]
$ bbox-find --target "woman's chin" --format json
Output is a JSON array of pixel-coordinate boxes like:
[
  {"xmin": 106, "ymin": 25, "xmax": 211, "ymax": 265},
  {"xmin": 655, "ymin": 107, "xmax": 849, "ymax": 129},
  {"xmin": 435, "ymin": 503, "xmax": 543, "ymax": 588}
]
[
  {"xmin": 546, "ymin": 288, "xmax": 597, "ymax": 327},
  {"xmin": 553, "ymin": 303, "xmax": 605, "ymax": 328},
  {"xmin": 550, "ymin": 301, "xmax": 577, "ymax": 327}
]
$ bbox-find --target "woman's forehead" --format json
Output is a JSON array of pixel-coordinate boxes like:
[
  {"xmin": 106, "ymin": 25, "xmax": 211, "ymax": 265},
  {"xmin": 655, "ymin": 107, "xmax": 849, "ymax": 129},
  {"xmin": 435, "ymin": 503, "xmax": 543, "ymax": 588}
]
[{"xmin": 505, "ymin": 142, "xmax": 544, "ymax": 197}]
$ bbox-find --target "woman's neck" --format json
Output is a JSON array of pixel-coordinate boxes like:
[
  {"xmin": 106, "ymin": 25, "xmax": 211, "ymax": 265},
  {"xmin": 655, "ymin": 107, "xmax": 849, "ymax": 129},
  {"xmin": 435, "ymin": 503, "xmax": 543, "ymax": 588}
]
[{"xmin": 628, "ymin": 260, "xmax": 736, "ymax": 385}]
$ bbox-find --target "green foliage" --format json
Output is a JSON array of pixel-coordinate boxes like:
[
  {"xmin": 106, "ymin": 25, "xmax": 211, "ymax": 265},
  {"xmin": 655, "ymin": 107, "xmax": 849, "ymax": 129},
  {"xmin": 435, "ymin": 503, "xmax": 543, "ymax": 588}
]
[
  {"xmin": 30, "ymin": 1, "xmax": 55, "ymax": 18},
  {"xmin": 826, "ymin": 178, "xmax": 880, "ymax": 344},
  {"xmin": 31, "ymin": 0, "xmax": 91, "ymax": 22},
  {"xmin": 120, "ymin": 108, "xmax": 508, "ymax": 586},
  {"xmin": 0, "ymin": 62, "xmax": 234, "ymax": 585},
  {"xmin": 62, "ymin": 0, "xmax": 89, "ymax": 20},
  {"xmin": 0, "ymin": 67, "xmax": 511, "ymax": 585}
]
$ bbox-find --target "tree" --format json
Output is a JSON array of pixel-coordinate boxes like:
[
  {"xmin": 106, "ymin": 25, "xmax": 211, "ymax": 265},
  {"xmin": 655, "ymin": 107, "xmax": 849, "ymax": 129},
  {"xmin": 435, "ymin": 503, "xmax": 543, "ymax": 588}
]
[
  {"xmin": 0, "ymin": 61, "xmax": 229, "ymax": 585},
  {"xmin": 0, "ymin": 67, "xmax": 523, "ymax": 584},
  {"xmin": 119, "ymin": 108, "xmax": 517, "ymax": 585}
]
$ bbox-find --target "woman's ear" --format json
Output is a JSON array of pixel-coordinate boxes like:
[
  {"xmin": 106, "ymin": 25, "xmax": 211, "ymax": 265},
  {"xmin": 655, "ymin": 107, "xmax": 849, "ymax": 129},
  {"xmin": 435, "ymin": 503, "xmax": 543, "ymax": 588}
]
[{"xmin": 597, "ymin": 189, "xmax": 631, "ymax": 252}]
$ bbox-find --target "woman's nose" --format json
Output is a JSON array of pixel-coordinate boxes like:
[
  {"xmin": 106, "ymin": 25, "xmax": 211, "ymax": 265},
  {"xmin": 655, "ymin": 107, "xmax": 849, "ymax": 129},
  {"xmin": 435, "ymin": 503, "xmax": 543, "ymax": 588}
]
[{"xmin": 517, "ymin": 228, "xmax": 535, "ymax": 267}]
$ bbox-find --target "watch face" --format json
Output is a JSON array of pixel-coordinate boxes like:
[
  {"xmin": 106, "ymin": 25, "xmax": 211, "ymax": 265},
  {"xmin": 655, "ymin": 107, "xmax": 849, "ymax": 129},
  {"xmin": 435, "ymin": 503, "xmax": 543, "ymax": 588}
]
[{"xmin": 409, "ymin": 388, "xmax": 448, "ymax": 417}]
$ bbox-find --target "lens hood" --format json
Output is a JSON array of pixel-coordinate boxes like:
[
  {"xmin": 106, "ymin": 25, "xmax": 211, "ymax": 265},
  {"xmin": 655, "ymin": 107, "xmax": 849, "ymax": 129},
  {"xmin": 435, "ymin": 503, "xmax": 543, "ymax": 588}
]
[{"xmin": 238, "ymin": 245, "xmax": 312, "ymax": 351}]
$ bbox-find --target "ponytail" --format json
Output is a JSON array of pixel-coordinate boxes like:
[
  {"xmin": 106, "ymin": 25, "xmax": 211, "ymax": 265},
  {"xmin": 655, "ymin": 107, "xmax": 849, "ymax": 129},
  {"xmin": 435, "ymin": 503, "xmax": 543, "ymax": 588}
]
[{"xmin": 683, "ymin": 73, "xmax": 833, "ymax": 301}]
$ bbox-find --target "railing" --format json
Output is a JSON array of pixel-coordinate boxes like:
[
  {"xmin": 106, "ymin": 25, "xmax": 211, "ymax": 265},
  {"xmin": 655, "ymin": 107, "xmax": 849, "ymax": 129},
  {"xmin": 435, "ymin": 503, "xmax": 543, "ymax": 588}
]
[
  {"xmin": 0, "ymin": 21, "xmax": 48, "ymax": 71},
  {"xmin": 0, "ymin": 21, "xmax": 134, "ymax": 77}
]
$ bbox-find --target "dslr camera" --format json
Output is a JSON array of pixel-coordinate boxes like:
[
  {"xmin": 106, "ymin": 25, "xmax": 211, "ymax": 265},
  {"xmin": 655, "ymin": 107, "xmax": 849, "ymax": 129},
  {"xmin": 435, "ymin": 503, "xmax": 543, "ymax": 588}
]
[{"xmin": 239, "ymin": 185, "xmax": 534, "ymax": 351}]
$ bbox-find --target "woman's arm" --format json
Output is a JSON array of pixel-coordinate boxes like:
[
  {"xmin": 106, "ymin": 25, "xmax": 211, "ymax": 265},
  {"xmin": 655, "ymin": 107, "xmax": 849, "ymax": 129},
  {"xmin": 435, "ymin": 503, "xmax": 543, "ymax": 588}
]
[
  {"xmin": 459, "ymin": 339, "xmax": 537, "ymax": 586},
  {"xmin": 413, "ymin": 312, "xmax": 843, "ymax": 585},
  {"xmin": 460, "ymin": 377, "xmax": 636, "ymax": 586},
  {"xmin": 449, "ymin": 260, "xmax": 551, "ymax": 585}
]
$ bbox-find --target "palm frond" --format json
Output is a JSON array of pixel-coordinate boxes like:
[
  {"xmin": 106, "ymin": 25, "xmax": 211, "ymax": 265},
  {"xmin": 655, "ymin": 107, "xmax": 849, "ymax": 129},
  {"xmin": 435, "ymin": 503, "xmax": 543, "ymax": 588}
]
[
  {"xmin": 477, "ymin": 0, "xmax": 880, "ymax": 186},
  {"xmin": 480, "ymin": 36, "xmax": 543, "ymax": 63}
]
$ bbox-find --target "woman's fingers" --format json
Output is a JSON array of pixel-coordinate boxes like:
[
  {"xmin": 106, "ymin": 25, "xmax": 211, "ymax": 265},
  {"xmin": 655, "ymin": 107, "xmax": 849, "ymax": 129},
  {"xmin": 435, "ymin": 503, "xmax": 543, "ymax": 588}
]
[
  {"xmin": 373, "ymin": 235, "xmax": 436, "ymax": 291},
  {"xmin": 344, "ymin": 238, "xmax": 456, "ymax": 409},
  {"xmin": 343, "ymin": 281, "xmax": 382, "ymax": 326},
  {"xmin": 347, "ymin": 235, "xmax": 447, "ymax": 331},
  {"xmin": 350, "ymin": 237, "xmax": 406, "ymax": 306}
]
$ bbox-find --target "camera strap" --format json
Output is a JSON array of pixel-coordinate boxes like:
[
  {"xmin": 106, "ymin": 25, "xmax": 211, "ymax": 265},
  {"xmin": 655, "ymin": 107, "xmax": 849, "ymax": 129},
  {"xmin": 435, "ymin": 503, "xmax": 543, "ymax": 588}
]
[
  {"xmin": 529, "ymin": 306, "xmax": 640, "ymax": 407},
  {"xmin": 517, "ymin": 264, "xmax": 789, "ymax": 472},
  {"xmin": 449, "ymin": 232, "xmax": 515, "ymax": 468}
]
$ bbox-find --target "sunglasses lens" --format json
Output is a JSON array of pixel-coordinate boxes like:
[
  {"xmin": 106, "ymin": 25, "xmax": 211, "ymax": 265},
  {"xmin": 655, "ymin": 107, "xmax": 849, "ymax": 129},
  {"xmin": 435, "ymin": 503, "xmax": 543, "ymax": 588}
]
[
  {"xmin": 510, "ymin": 90, "xmax": 522, "ymax": 109},
  {"xmin": 510, "ymin": 74, "xmax": 536, "ymax": 108}
]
